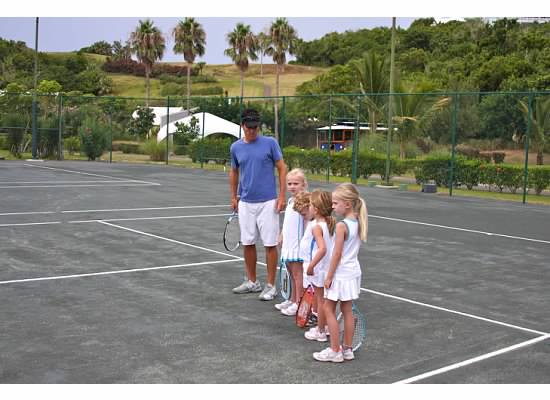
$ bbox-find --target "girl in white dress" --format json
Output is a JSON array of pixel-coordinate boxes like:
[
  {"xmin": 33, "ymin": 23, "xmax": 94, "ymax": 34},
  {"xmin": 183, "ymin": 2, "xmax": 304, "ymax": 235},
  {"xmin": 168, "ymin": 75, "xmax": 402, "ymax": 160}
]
[
  {"xmin": 314, "ymin": 183, "xmax": 368, "ymax": 363},
  {"xmin": 275, "ymin": 169, "xmax": 308, "ymax": 316},
  {"xmin": 301, "ymin": 190, "xmax": 335, "ymax": 342}
]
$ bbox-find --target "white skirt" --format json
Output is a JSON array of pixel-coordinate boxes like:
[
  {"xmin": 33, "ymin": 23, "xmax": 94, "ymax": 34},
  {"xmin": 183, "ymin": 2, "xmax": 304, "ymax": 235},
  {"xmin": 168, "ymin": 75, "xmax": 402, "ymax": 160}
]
[
  {"xmin": 302, "ymin": 262, "xmax": 325, "ymax": 288},
  {"xmin": 281, "ymin": 247, "xmax": 303, "ymax": 263},
  {"xmin": 324, "ymin": 276, "xmax": 361, "ymax": 301}
]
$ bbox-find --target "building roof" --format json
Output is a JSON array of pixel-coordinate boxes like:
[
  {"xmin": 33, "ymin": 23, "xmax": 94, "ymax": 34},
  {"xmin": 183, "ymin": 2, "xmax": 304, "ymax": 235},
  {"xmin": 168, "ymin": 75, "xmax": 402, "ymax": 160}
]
[{"xmin": 157, "ymin": 112, "xmax": 241, "ymax": 142}]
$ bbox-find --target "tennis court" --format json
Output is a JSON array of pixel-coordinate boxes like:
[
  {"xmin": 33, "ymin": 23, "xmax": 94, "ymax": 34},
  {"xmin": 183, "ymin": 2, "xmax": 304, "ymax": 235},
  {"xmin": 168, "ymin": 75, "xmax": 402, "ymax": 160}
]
[{"xmin": 0, "ymin": 160, "xmax": 548, "ymax": 383}]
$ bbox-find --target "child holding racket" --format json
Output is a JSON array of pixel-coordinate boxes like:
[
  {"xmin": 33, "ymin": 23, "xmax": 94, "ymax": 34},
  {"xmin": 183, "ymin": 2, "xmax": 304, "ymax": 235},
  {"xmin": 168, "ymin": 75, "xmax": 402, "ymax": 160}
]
[
  {"xmin": 275, "ymin": 169, "xmax": 308, "ymax": 316},
  {"xmin": 301, "ymin": 190, "xmax": 335, "ymax": 342},
  {"xmin": 314, "ymin": 183, "xmax": 367, "ymax": 363}
]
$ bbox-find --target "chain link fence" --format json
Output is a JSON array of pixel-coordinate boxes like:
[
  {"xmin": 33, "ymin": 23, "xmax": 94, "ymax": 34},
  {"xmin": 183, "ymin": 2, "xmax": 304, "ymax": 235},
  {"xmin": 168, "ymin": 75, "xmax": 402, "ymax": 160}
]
[{"xmin": 1, "ymin": 91, "xmax": 549, "ymax": 203}]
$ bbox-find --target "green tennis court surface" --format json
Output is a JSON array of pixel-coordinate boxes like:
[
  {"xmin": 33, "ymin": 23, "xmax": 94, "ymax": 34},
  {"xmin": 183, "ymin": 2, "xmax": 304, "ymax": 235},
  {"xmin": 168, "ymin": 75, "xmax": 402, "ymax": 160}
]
[{"xmin": 1, "ymin": 160, "xmax": 548, "ymax": 383}]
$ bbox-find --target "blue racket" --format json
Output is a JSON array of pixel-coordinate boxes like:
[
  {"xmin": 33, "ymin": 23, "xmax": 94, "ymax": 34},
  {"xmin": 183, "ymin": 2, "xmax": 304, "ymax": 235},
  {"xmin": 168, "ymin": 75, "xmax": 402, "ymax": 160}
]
[{"xmin": 337, "ymin": 302, "xmax": 367, "ymax": 351}]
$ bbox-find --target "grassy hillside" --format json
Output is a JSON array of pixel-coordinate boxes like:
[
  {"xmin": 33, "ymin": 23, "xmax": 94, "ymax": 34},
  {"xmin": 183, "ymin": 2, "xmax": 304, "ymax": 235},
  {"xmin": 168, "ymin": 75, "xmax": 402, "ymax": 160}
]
[
  {"xmin": 108, "ymin": 62, "xmax": 327, "ymax": 98},
  {"xmin": 43, "ymin": 51, "xmax": 326, "ymax": 98}
]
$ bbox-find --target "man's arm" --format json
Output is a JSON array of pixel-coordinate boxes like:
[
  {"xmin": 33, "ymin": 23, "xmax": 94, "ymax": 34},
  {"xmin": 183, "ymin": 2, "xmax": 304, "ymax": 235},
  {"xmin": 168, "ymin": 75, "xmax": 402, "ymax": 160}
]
[
  {"xmin": 275, "ymin": 158, "xmax": 287, "ymax": 212},
  {"xmin": 229, "ymin": 167, "xmax": 239, "ymax": 211}
]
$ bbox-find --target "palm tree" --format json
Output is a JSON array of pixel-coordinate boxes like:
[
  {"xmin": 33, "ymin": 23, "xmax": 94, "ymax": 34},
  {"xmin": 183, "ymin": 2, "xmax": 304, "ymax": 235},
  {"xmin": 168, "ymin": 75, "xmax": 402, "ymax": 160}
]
[
  {"xmin": 519, "ymin": 96, "xmax": 550, "ymax": 165},
  {"xmin": 265, "ymin": 18, "xmax": 299, "ymax": 140},
  {"xmin": 224, "ymin": 23, "xmax": 258, "ymax": 100},
  {"xmin": 392, "ymin": 82, "xmax": 450, "ymax": 159},
  {"xmin": 351, "ymin": 51, "xmax": 390, "ymax": 137},
  {"xmin": 173, "ymin": 17, "xmax": 206, "ymax": 111},
  {"xmin": 129, "ymin": 19, "xmax": 165, "ymax": 107},
  {"xmin": 257, "ymin": 30, "xmax": 270, "ymax": 78}
]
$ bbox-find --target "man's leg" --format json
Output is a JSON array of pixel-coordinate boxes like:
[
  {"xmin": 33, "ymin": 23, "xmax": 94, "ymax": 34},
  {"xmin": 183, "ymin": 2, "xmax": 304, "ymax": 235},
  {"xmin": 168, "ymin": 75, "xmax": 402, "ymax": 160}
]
[
  {"xmin": 265, "ymin": 245, "xmax": 278, "ymax": 286},
  {"xmin": 243, "ymin": 244, "xmax": 257, "ymax": 282}
]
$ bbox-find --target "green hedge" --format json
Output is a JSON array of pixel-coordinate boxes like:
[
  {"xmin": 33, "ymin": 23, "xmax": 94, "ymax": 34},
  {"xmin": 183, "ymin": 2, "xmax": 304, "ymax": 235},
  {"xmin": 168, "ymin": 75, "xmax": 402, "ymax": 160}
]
[
  {"xmin": 188, "ymin": 138, "xmax": 233, "ymax": 164},
  {"xmin": 283, "ymin": 146, "xmax": 407, "ymax": 181},
  {"xmin": 414, "ymin": 156, "xmax": 550, "ymax": 195}
]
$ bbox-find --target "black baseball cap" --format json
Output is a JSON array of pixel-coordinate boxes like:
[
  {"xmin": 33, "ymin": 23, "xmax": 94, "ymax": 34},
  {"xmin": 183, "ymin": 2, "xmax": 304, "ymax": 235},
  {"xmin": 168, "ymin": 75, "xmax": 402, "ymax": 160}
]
[{"xmin": 241, "ymin": 108, "xmax": 261, "ymax": 128}]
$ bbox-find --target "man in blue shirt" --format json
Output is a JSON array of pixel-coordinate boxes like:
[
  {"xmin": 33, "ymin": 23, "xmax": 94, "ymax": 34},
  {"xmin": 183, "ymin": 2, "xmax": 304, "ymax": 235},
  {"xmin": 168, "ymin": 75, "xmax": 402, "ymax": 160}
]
[{"xmin": 229, "ymin": 108, "xmax": 287, "ymax": 300}]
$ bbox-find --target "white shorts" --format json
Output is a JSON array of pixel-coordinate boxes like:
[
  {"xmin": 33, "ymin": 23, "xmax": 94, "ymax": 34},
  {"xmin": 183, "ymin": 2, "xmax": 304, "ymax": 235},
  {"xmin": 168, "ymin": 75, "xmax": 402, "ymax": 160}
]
[{"xmin": 238, "ymin": 199, "xmax": 279, "ymax": 247}]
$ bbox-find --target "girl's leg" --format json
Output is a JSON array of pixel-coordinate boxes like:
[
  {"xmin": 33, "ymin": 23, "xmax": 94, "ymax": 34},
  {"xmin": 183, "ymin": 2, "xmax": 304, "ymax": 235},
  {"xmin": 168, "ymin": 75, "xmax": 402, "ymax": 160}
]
[
  {"xmin": 288, "ymin": 261, "xmax": 303, "ymax": 304},
  {"xmin": 340, "ymin": 300, "xmax": 354, "ymax": 349},
  {"xmin": 323, "ymin": 299, "xmax": 340, "ymax": 352},
  {"xmin": 316, "ymin": 286, "xmax": 326, "ymax": 331}
]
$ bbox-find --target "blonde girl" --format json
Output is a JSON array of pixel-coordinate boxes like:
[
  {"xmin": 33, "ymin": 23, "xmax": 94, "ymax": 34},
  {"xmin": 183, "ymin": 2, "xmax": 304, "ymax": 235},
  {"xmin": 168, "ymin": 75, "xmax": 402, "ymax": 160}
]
[
  {"xmin": 275, "ymin": 169, "xmax": 308, "ymax": 315},
  {"xmin": 313, "ymin": 183, "xmax": 367, "ymax": 363},
  {"xmin": 301, "ymin": 190, "xmax": 335, "ymax": 342}
]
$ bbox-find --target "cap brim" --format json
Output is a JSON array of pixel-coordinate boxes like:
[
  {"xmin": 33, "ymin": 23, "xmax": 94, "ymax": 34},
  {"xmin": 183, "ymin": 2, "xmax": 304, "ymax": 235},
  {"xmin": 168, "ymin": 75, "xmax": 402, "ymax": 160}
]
[{"xmin": 244, "ymin": 121, "xmax": 260, "ymax": 128}]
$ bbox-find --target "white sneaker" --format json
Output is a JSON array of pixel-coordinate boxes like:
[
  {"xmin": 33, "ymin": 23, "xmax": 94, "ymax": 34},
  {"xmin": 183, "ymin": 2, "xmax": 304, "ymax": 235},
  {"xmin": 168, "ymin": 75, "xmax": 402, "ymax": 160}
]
[
  {"xmin": 259, "ymin": 284, "xmax": 277, "ymax": 301},
  {"xmin": 232, "ymin": 280, "xmax": 262, "ymax": 294},
  {"xmin": 313, "ymin": 347, "xmax": 344, "ymax": 363},
  {"xmin": 304, "ymin": 326, "xmax": 328, "ymax": 342},
  {"xmin": 281, "ymin": 303, "xmax": 298, "ymax": 316},
  {"xmin": 342, "ymin": 347, "xmax": 355, "ymax": 361},
  {"xmin": 274, "ymin": 300, "xmax": 292, "ymax": 310}
]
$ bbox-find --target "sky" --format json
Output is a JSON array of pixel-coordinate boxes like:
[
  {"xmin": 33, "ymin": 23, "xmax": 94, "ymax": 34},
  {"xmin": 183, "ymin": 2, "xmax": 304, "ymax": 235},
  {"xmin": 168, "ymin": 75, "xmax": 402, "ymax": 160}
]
[
  {"xmin": 1, "ymin": 1, "xmax": 545, "ymax": 64},
  {"xmin": 0, "ymin": 17, "xmax": 416, "ymax": 64}
]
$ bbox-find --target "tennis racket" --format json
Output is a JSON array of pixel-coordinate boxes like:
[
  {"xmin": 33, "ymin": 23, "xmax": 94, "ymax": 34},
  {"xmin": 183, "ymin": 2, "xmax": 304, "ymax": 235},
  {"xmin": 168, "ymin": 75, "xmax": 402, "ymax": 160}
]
[
  {"xmin": 296, "ymin": 285, "xmax": 314, "ymax": 328},
  {"xmin": 223, "ymin": 211, "xmax": 240, "ymax": 252},
  {"xmin": 336, "ymin": 302, "xmax": 367, "ymax": 351},
  {"xmin": 276, "ymin": 259, "xmax": 292, "ymax": 301}
]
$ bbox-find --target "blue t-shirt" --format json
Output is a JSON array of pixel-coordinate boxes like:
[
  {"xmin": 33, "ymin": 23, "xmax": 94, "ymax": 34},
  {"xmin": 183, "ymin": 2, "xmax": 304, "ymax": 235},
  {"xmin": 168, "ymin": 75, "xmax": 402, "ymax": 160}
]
[{"xmin": 230, "ymin": 135, "xmax": 283, "ymax": 203}]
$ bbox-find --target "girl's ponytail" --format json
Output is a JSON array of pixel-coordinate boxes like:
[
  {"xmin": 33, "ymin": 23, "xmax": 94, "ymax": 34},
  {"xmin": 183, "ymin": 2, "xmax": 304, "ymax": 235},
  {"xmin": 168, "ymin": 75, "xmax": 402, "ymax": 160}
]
[{"xmin": 357, "ymin": 197, "xmax": 368, "ymax": 242}]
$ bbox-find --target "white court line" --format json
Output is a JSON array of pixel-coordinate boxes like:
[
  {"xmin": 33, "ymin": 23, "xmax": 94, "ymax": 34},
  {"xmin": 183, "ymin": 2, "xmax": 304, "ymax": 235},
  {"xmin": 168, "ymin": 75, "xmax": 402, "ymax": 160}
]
[
  {"xmin": 362, "ymin": 288, "xmax": 548, "ymax": 336},
  {"xmin": 70, "ymin": 213, "xmax": 231, "ymax": 224},
  {"xmin": 0, "ymin": 180, "xmax": 140, "ymax": 184},
  {"xmin": 0, "ymin": 258, "xmax": 242, "ymax": 285},
  {"xmin": 23, "ymin": 163, "xmax": 160, "ymax": 185},
  {"xmin": 370, "ymin": 214, "xmax": 550, "ymax": 245},
  {"xmin": 0, "ymin": 205, "xmax": 228, "ymax": 217},
  {"xmin": 0, "ymin": 183, "xmax": 157, "ymax": 189},
  {"xmin": 393, "ymin": 334, "xmax": 550, "ymax": 384},
  {"xmin": 98, "ymin": 220, "xmax": 241, "ymax": 260},
  {"xmin": 62, "ymin": 204, "xmax": 228, "ymax": 213},
  {"xmin": 0, "ymin": 221, "xmax": 61, "ymax": 227},
  {"xmin": 0, "ymin": 211, "xmax": 56, "ymax": 216}
]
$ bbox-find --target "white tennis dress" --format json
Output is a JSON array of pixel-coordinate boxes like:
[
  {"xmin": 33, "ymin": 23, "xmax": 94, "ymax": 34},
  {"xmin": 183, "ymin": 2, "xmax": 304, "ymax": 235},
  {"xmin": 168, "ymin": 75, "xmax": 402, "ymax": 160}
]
[
  {"xmin": 300, "ymin": 220, "xmax": 333, "ymax": 288},
  {"xmin": 325, "ymin": 218, "xmax": 362, "ymax": 301},
  {"xmin": 280, "ymin": 197, "xmax": 305, "ymax": 262}
]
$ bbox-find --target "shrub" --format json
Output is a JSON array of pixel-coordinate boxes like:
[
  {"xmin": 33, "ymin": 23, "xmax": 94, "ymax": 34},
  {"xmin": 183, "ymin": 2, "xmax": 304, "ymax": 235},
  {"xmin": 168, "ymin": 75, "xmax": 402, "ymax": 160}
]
[
  {"xmin": 140, "ymin": 139, "xmax": 166, "ymax": 161},
  {"xmin": 192, "ymin": 86, "xmax": 224, "ymax": 96},
  {"xmin": 78, "ymin": 117, "xmax": 107, "ymax": 160},
  {"xmin": 119, "ymin": 143, "xmax": 144, "ymax": 154},
  {"xmin": 455, "ymin": 159, "xmax": 482, "ymax": 190},
  {"xmin": 528, "ymin": 166, "xmax": 550, "ymax": 195},
  {"xmin": 188, "ymin": 137, "xmax": 233, "ymax": 164},
  {"xmin": 455, "ymin": 144, "xmax": 480, "ymax": 159},
  {"xmin": 479, "ymin": 152, "xmax": 493, "ymax": 163},
  {"xmin": 492, "ymin": 152, "xmax": 506, "ymax": 164},
  {"xmin": 64, "ymin": 136, "xmax": 80, "ymax": 155},
  {"xmin": 160, "ymin": 82, "xmax": 183, "ymax": 97},
  {"xmin": 2, "ymin": 113, "xmax": 27, "ymax": 157}
]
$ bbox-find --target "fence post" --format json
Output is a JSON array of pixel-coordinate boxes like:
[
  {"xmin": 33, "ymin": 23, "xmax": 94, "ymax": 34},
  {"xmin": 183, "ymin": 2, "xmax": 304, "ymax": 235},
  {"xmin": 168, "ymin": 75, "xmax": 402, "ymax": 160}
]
[
  {"xmin": 327, "ymin": 95, "xmax": 332, "ymax": 183},
  {"xmin": 108, "ymin": 98, "xmax": 113, "ymax": 164},
  {"xmin": 200, "ymin": 110, "xmax": 205, "ymax": 169},
  {"xmin": 522, "ymin": 93, "xmax": 533, "ymax": 204},
  {"xmin": 281, "ymin": 96, "xmax": 286, "ymax": 149},
  {"xmin": 352, "ymin": 96, "xmax": 360, "ymax": 184},
  {"xmin": 57, "ymin": 93, "xmax": 63, "ymax": 160},
  {"xmin": 449, "ymin": 93, "xmax": 458, "ymax": 196},
  {"xmin": 166, "ymin": 96, "xmax": 170, "ymax": 165}
]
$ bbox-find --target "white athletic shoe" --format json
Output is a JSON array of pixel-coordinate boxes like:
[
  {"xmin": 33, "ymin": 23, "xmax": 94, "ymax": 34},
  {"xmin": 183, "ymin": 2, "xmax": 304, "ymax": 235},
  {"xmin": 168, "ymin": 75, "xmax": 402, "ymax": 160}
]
[
  {"xmin": 281, "ymin": 303, "xmax": 298, "ymax": 316},
  {"xmin": 313, "ymin": 347, "xmax": 344, "ymax": 363},
  {"xmin": 274, "ymin": 300, "xmax": 292, "ymax": 310},
  {"xmin": 304, "ymin": 326, "xmax": 328, "ymax": 342}
]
